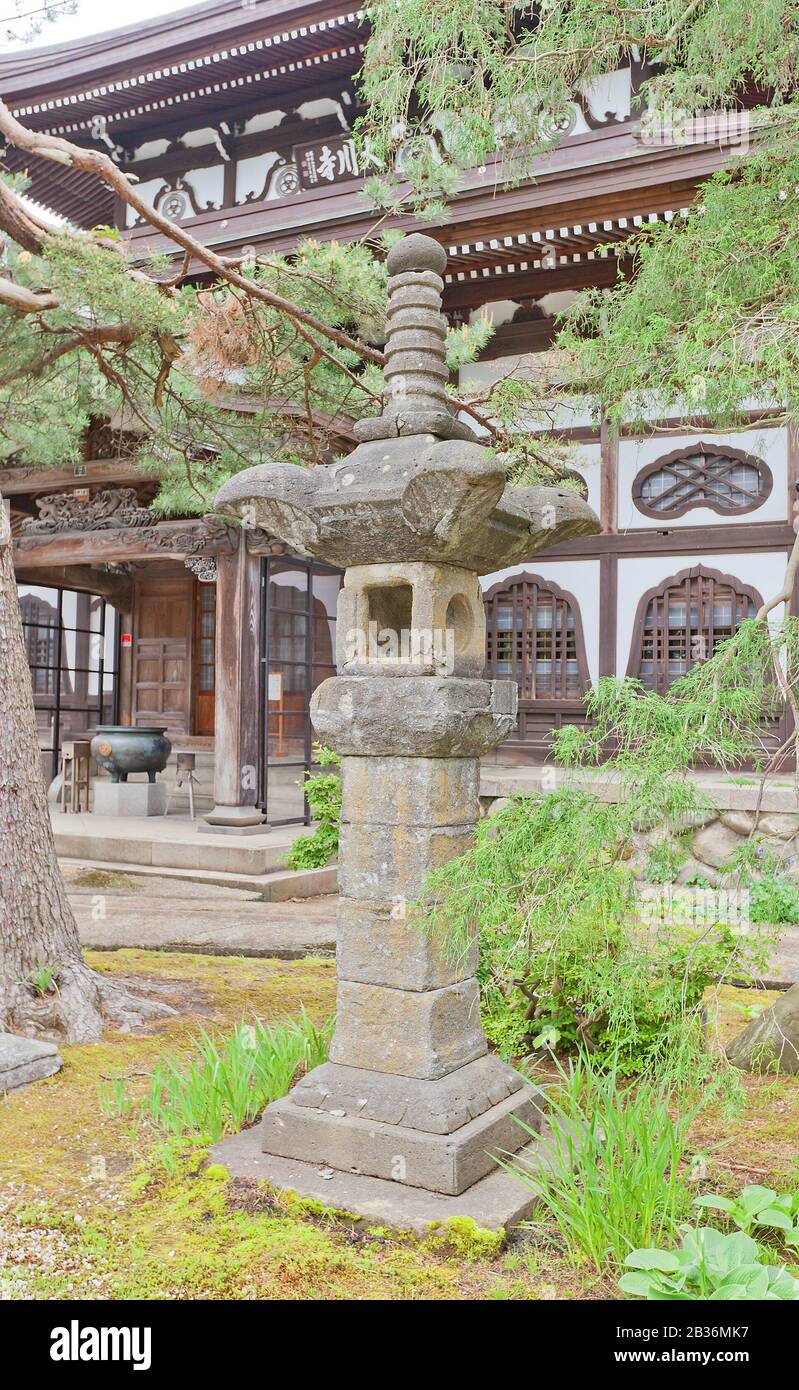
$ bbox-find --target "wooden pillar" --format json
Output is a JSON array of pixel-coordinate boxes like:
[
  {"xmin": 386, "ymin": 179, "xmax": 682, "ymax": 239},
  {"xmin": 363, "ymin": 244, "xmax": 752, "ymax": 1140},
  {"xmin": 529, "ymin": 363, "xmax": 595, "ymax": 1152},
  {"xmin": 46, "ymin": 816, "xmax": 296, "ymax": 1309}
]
[
  {"xmin": 598, "ymin": 416, "xmax": 619, "ymax": 680},
  {"xmin": 598, "ymin": 551, "xmax": 618, "ymax": 679},
  {"xmin": 203, "ymin": 540, "xmax": 266, "ymax": 831},
  {"xmin": 117, "ymin": 594, "xmax": 135, "ymax": 725},
  {"xmin": 600, "ymin": 415, "xmax": 618, "ymax": 535}
]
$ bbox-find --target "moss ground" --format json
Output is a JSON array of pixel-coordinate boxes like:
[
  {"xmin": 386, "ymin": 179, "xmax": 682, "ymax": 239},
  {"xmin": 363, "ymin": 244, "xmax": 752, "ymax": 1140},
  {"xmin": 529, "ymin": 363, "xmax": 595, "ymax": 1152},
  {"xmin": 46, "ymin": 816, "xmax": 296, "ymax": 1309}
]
[{"xmin": 0, "ymin": 953, "xmax": 796, "ymax": 1300}]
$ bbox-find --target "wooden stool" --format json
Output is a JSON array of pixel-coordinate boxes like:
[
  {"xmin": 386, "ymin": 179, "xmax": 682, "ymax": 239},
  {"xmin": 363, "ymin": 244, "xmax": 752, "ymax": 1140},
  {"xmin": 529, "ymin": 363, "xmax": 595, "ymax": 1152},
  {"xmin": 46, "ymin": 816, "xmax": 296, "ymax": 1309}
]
[{"xmin": 61, "ymin": 739, "xmax": 91, "ymax": 813}]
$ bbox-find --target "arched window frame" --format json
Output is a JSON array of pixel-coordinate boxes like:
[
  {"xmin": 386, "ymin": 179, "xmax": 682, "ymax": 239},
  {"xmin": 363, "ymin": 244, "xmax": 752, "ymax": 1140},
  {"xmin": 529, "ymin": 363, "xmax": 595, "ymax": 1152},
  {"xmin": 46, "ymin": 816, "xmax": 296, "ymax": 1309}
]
[
  {"xmin": 625, "ymin": 565, "xmax": 764, "ymax": 693},
  {"xmin": 483, "ymin": 571, "xmax": 590, "ymax": 701},
  {"xmin": 632, "ymin": 442, "xmax": 773, "ymax": 520}
]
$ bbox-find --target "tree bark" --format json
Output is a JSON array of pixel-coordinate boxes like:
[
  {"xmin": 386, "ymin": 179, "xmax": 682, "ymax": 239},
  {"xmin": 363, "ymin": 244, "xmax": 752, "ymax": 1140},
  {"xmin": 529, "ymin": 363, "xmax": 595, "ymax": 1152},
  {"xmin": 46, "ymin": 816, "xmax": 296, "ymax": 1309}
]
[
  {"xmin": 726, "ymin": 982, "xmax": 799, "ymax": 1074},
  {"xmin": 0, "ymin": 495, "xmax": 174, "ymax": 1041}
]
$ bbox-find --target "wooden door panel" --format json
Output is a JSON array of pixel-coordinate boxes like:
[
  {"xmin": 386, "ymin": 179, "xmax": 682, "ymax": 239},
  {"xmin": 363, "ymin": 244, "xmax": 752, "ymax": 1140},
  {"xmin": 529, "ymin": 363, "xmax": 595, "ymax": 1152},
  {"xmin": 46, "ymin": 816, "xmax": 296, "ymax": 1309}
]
[{"xmin": 133, "ymin": 574, "xmax": 193, "ymax": 734}]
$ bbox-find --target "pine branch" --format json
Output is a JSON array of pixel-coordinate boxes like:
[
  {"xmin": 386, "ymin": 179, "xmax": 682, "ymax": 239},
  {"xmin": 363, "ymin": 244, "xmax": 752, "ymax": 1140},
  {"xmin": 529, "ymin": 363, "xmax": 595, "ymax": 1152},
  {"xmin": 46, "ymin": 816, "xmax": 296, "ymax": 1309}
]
[
  {"xmin": 0, "ymin": 276, "xmax": 58, "ymax": 312},
  {"xmin": 0, "ymin": 101, "xmax": 386, "ymax": 370}
]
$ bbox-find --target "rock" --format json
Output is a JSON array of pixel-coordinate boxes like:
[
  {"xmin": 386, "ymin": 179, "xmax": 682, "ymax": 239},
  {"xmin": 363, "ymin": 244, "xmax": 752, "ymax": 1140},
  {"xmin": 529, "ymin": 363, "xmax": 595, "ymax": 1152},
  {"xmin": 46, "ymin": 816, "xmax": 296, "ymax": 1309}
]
[
  {"xmin": 0, "ymin": 1033, "xmax": 62, "ymax": 1091},
  {"xmin": 758, "ymin": 813, "xmax": 799, "ymax": 841},
  {"xmin": 726, "ymin": 982, "xmax": 799, "ymax": 1073},
  {"xmin": 691, "ymin": 822, "xmax": 743, "ymax": 871},
  {"xmin": 676, "ymin": 810, "xmax": 718, "ymax": 832},
  {"xmin": 676, "ymin": 857, "xmax": 722, "ymax": 888},
  {"xmin": 721, "ymin": 810, "xmax": 755, "ymax": 836},
  {"xmin": 722, "ymin": 809, "xmax": 799, "ymax": 841},
  {"xmin": 485, "ymin": 797, "xmax": 514, "ymax": 817}
]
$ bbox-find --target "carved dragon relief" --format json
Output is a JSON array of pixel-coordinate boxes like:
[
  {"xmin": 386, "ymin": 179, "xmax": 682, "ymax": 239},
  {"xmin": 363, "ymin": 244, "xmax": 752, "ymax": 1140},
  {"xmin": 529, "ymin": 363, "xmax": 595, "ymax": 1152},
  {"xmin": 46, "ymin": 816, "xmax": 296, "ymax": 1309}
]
[
  {"xmin": 16, "ymin": 489, "xmax": 239, "ymax": 556},
  {"xmin": 21, "ymin": 487, "xmax": 153, "ymax": 533}
]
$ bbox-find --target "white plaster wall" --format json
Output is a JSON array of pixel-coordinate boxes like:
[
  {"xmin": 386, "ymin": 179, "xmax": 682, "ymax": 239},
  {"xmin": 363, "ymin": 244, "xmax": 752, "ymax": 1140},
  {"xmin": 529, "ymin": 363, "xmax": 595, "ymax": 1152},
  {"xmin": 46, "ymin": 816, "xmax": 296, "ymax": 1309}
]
[
  {"xmin": 457, "ymin": 354, "xmax": 598, "ymax": 436},
  {"xmin": 235, "ymin": 151, "xmax": 281, "ymax": 203},
  {"xmin": 618, "ymin": 427, "xmax": 789, "ymax": 530},
  {"xmin": 570, "ymin": 441, "xmax": 602, "ymax": 519},
  {"xmin": 481, "ymin": 558, "xmax": 601, "ymax": 686},
  {"xmin": 184, "ymin": 164, "xmax": 225, "ymax": 210},
  {"xmin": 468, "ymin": 292, "xmax": 577, "ymax": 331},
  {"xmin": 468, "ymin": 300, "xmax": 518, "ymax": 329},
  {"xmin": 125, "ymin": 178, "xmax": 165, "ymax": 228},
  {"xmin": 616, "ymin": 551, "xmax": 788, "ymax": 676}
]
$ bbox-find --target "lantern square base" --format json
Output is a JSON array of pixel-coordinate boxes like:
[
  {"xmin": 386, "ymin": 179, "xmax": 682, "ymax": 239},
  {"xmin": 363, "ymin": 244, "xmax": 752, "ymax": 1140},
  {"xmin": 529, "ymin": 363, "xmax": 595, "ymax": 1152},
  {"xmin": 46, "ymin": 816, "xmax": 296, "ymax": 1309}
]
[
  {"xmin": 258, "ymin": 1077, "xmax": 543, "ymax": 1196},
  {"xmin": 211, "ymin": 1122, "xmax": 558, "ymax": 1235}
]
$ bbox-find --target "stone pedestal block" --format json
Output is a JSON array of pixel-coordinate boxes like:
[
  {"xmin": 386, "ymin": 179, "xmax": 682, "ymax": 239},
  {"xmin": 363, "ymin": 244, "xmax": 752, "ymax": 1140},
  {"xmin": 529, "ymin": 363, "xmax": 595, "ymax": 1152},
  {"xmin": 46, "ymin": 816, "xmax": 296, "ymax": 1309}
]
[
  {"xmin": 311, "ymin": 675, "xmax": 518, "ymax": 758},
  {"xmin": 260, "ymin": 1076, "xmax": 543, "ymax": 1195},
  {"xmin": 341, "ymin": 756, "xmax": 479, "ymax": 827},
  {"xmin": 92, "ymin": 780, "xmax": 168, "ymax": 817},
  {"xmin": 290, "ymin": 1054, "xmax": 528, "ymax": 1132},
  {"xmin": 329, "ymin": 978, "xmax": 486, "ymax": 1079},
  {"xmin": 338, "ymin": 821, "xmax": 476, "ymax": 900},
  {"xmin": 336, "ymin": 897, "xmax": 477, "ymax": 991},
  {"xmin": 202, "ymin": 802, "xmax": 268, "ymax": 833}
]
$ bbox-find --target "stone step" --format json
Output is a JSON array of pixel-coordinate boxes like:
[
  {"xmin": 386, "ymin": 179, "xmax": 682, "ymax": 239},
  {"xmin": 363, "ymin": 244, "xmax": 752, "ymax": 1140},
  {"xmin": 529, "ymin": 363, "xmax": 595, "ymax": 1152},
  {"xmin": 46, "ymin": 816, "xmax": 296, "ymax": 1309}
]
[
  {"xmin": 58, "ymin": 856, "xmax": 337, "ymax": 902},
  {"xmin": 53, "ymin": 817, "xmax": 300, "ymax": 875},
  {"xmin": 71, "ymin": 894, "xmax": 337, "ymax": 958}
]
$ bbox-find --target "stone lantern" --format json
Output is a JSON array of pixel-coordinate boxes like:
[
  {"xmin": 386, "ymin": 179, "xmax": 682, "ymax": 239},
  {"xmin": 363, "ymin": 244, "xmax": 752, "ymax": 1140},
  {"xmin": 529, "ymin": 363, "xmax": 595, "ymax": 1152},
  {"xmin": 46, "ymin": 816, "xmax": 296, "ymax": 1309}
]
[{"xmin": 214, "ymin": 234, "xmax": 599, "ymax": 1226}]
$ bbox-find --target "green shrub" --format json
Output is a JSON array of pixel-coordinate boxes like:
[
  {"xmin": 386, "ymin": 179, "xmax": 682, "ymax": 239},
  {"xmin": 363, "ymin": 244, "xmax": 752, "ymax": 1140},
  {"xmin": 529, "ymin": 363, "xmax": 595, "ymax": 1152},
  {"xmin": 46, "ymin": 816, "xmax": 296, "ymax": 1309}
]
[
  {"xmin": 620, "ymin": 1227, "xmax": 799, "ymax": 1300},
  {"xmin": 644, "ymin": 840, "xmax": 686, "ymax": 884},
  {"xmin": 99, "ymin": 1009, "xmax": 333, "ymax": 1142},
  {"xmin": 425, "ymin": 790, "xmax": 764, "ymax": 1072},
  {"xmin": 21, "ymin": 958, "xmax": 60, "ymax": 997},
  {"xmin": 749, "ymin": 874, "xmax": 799, "ymax": 925},
  {"xmin": 286, "ymin": 745, "xmax": 341, "ymax": 871},
  {"xmin": 501, "ymin": 1054, "xmax": 701, "ymax": 1271}
]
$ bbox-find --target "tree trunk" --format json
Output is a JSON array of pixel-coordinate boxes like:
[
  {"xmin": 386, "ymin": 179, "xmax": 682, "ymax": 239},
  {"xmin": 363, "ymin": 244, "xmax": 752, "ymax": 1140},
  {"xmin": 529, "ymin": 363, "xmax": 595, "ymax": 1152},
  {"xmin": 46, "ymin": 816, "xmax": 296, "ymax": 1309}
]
[
  {"xmin": 0, "ymin": 497, "xmax": 174, "ymax": 1041},
  {"xmin": 726, "ymin": 983, "xmax": 799, "ymax": 1074}
]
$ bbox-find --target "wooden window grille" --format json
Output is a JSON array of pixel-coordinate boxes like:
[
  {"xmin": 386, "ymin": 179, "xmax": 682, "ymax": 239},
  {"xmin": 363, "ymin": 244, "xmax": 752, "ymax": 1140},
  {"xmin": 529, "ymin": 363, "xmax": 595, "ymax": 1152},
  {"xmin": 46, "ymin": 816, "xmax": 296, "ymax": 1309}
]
[
  {"xmin": 196, "ymin": 583, "xmax": 216, "ymax": 695},
  {"xmin": 484, "ymin": 575, "xmax": 588, "ymax": 700},
  {"xmin": 633, "ymin": 444, "xmax": 771, "ymax": 518},
  {"xmin": 632, "ymin": 567, "xmax": 758, "ymax": 693}
]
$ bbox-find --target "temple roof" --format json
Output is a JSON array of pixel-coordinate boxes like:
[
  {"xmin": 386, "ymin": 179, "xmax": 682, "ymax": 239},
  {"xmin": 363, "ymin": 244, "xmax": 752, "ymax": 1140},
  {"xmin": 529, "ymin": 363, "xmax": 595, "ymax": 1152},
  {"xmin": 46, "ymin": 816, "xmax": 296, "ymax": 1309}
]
[
  {"xmin": 0, "ymin": 1, "xmax": 365, "ymax": 223},
  {"xmin": 0, "ymin": 2, "xmax": 751, "ymax": 296},
  {"xmin": 0, "ymin": 1, "xmax": 362, "ymax": 108}
]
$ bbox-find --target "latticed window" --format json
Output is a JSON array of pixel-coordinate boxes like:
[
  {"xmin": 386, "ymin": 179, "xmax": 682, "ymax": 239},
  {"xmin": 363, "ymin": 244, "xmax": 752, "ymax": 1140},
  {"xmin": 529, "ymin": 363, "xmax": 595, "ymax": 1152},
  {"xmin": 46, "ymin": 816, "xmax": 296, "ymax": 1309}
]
[
  {"xmin": 196, "ymin": 584, "xmax": 216, "ymax": 695},
  {"xmin": 633, "ymin": 444, "xmax": 771, "ymax": 518},
  {"xmin": 484, "ymin": 575, "xmax": 588, "ymax": 700},
  {"xmin": 632, "ymin": 567, "xmax": 758, "ymax": 693}
]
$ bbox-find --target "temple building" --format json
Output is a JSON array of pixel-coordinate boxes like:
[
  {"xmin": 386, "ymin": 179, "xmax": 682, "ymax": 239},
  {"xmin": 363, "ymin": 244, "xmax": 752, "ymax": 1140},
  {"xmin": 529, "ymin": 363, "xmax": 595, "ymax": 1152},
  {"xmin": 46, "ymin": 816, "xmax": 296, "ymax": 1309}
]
[{"xmin": 2, "ymin": 0, "xmax": 793, "ymax": 826}]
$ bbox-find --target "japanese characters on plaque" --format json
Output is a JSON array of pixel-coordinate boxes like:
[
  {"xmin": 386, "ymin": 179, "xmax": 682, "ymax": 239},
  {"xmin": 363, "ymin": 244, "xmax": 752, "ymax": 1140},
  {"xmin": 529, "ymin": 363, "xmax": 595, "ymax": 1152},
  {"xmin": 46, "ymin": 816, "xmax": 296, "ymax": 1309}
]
[{"xmin": 293, "ymin": 135, "xmax": 361, "ymax": 190}]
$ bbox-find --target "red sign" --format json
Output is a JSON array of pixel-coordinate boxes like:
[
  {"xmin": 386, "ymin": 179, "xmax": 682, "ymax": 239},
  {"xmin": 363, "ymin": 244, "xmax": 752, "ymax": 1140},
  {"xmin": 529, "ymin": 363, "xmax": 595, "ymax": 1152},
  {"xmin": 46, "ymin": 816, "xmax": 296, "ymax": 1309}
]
[{"xmin": 120, "ymin": 633, "xmax": 132, "ymax": 647}]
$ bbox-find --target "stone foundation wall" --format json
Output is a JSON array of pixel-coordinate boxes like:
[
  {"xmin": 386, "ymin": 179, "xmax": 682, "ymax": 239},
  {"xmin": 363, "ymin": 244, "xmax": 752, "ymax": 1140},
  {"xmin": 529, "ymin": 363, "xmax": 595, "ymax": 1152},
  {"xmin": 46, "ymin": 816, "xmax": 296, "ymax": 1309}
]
[{"xmin": 480, "ymin": 793, "xmax": 799, "ymax": 886}]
